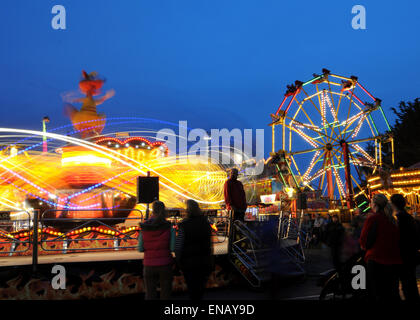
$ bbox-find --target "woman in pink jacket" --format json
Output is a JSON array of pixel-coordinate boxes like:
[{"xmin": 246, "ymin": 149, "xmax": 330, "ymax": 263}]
[{"xmin": 138, "ymin": 201, "xmax": 176, "ymax": 300}]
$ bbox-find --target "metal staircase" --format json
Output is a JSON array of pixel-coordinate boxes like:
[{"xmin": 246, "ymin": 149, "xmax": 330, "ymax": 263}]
[
  {"xmin": 229, "ymin": 213, "xmax": 306, "ymax": 288},
  {"xmin": 229, "ymin": 220, "xmax": 271, "ymax": 287}
]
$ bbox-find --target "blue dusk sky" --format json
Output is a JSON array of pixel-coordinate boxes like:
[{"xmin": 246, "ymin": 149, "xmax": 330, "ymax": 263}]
[{"xmin": 0, "ymin": 0, "xmax": 419, "ymax": 155}]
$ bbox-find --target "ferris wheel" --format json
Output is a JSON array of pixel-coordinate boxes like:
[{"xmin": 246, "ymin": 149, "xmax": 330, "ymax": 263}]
[{"xmin": 269, "ymin": 69, "xmax": 394, "ymax": 208}]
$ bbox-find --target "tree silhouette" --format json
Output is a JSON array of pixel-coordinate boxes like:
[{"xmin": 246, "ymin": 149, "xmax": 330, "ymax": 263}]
[{"xmin": 391, "ymin": 98, "xmax": 420, "ymax": 167}]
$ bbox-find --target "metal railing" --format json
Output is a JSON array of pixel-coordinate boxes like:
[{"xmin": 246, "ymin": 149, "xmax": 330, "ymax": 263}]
[
  {"xmin": 208, "ymin": 215, "xmax": 230, "ymax": 244},
  {"xmin": 0, "ymin": 208, "xmax": 233, "ymax": 272},
  {"xmin": 228, "ymin": 211, "xmax": 308, "ymax": 288},
  {"xmin": 230, "ymin": 219, "xmax": 268, "ymax": 287},
  {"xmin": 39, "ymin": 209, "xmax": 144, "ymax": 253},
  {"xmin": 1, "ymin": 207, "xmax": 310, "ymax": 282},
  {"xmin": 277, "ymin": 211, "xmax": 306, "ymax": 264},
  {"xmin": 0, "ymin": 210, "xmax": 33, "ymax": 255},
  {"xmin": 168, "ymin": 211, "xmax": 231, "ymax": 244}
]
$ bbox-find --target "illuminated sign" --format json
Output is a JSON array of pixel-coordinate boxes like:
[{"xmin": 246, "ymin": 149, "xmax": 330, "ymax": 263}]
[
  {"xmin": 260, "ymin": 194, "xmax": 276, "ymax": 204},
  {"xmin": 62, "ymin": 155, "xmax": 112, "ymax": 167}
]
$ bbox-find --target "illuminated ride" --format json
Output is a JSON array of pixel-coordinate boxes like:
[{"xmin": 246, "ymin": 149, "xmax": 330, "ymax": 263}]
[
  {"xmin": 0, "ymin": 71, "xmax": 251, "ymax": 235},
  {"xmin": 268, "ymin": 69, "xmax": 394, "ymax": 210},
  {"xmin": 64, "ymin": 70, "xmax": 114, "ymax": 139},
  {"xmin": 368, "ymin": 166, "xmax": 420, "ymax": 214}
]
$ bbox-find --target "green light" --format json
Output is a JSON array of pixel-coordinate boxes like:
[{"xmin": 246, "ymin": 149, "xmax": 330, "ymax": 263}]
[
  {"xmin": 42, "ymin": 121, "xmax": 47, "ymax": 142},
  {"xmin": 302, "ymin": 75, "xmax": 323, "ymax": 87},
  {"xmin": 379, "ymin": 106, "xmax": 391, "ymax": 131},
  {"xmin": 357, "ymin": 201, "xmax": 367, "ymax": 207},
  {"xmin": 285, "ymin": 158, "xmax": 299, "ymax": 188},
  {"xmin": 276, "ymin": 164, "xmax": 288, "ymax": 187},
  {"xmin": 368, "ymin": 114, "xmax": 379, "ymax": 135}
]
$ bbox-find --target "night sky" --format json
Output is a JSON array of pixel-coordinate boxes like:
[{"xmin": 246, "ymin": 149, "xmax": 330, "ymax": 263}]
[{"xmin": 0, "ymin": 0, "xmax": 419, "ymax": 156}]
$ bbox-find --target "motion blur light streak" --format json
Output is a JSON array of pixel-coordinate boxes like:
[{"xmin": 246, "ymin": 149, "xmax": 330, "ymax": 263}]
[
  {"xmin": 0, "ymin": 126, "xmax": 237, "ymax": 221},
  {"xmin": 0, "ymin": 71, "xmax": 253, "ymax": 225}
]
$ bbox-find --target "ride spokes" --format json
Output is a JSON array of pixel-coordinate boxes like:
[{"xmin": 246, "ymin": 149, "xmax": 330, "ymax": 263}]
[{"xmin": 270, "ymin": 69, "xmax": 393, "ymax": 209}]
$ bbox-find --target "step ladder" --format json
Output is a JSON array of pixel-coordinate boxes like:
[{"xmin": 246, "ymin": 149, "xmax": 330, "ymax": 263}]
[{"xmin": 229, "ymin": 215, "xmax": 306, "ymax": 288}]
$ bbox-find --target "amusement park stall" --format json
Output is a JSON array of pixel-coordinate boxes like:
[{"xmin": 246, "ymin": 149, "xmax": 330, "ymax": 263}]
[{"xmin": 368, "ymin": 166, "xmax": 420, "ymax": 215}]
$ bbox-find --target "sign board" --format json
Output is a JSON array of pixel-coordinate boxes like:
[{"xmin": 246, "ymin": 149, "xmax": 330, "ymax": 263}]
[
  {"xmin": 260, "ymin": 194, "xmax": 277, "ymax": 204},
  {"xmin": 116, "ymin": 132, "xmax": 130, "ymax": 138}
]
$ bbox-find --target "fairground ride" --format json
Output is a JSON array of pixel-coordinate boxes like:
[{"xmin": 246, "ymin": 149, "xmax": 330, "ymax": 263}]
[
  {"xmin": 0, "ymin": 71, "xmax": 254, "ymax": 231},
  {"xmin": 268, "ymin": 68, "xmax": 394, "ymax": 210}
]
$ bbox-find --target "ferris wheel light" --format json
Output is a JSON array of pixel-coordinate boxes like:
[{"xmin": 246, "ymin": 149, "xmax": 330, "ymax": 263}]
[
  {"xmin": 272, "ymin": 71, "xmax": 390, "ymax": 204},
  {"xmin": 285, "ymin": 187, "xmax": 296, "ymax": 198}
]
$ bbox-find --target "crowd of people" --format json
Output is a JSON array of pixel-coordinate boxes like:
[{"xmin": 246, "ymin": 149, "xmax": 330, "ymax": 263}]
[
  {"xmin": 302, "ymin": 193, "xmax": 420, "ymax": 301},
  {"xmin": 138, "ymin": 199, "xmax": 214, "ymax": 300},
  {"xmin": 137, "ymin": 167, "xmax": 247, "ymax": 300},
  {"xmin": 137, "ymin": 166, "xmax": 419, "ymax": 301}
]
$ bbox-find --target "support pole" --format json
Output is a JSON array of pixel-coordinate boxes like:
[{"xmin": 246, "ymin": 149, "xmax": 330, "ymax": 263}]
[
  {"xmin": 42, "ymin": 116, "xmax": 50, "ymax": 153},
  {"xmin": 145, "ymin": 171, "xmax": 150, "ymax": 220},
  {"xmin": 340, "ymin": 140, "xmax": 354, "ymax": 209},
  {"xmin": 391, "ymin": 137, "xmax": 395, "ymax": 166},
  {"xmin": 379, "ymin": 141, "xmax": 382, "ymax": 167},
  {"xmin": 326, "ymin": 149, "xmax": 334, "ymax": 204},
  {"xmin": 271, "ymin": 124, "xmax": 275, "ymax": 153},
  {"xmin": 32, "ymin": 210, "xmax": 39, "ymax": 274},
  {"xmin": 282, "ymin": 120, "xmax": 285, "ymax": 151},
  {"xmin": 228, "ymin": 210, "xmax": 234, "ymax": 255}
]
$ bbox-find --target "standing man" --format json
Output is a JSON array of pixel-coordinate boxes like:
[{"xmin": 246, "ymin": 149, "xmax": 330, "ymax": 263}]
[{"xmin": 224, "ymin": 168, "xmax": 247, "ymax": 221}]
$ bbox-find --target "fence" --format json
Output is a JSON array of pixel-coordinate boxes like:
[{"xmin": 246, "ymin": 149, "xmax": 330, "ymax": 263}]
[
  {"xmin": 0, "ymin": 208, "xmax": 232, "ymax": 271},
  {"xmin": 0, "ymin": 210, "xmax": 33, "ymax": 255},
  {"xmin": 39, "ymin": 209, "xmax": 144, "ymax": 253}
]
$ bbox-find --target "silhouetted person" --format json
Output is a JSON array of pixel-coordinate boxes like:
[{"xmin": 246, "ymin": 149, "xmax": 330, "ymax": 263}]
[
  {"xmin": 351, "ymin": 208, "xmax": 366, "ymax": 243},
  {"xmin": 175, "ymin": 200, "xmax": 213, "ymax": 300},
  {"xmin": 224, "ymin": 168, "xmax": 247, "ymax": 221},
  {"xmin": 390, "ymin": 194, "xmax": 420, "ymax": 301},
  {"xmin": 360, "ymin": 194, "xmax": 402, "ymax": 301},
  {"xmin": 313, "ymin": 214, "xmax": 324, "ymax": 245},
  {"xmin": 325, "ymin": 215, "xmax": 345, "ymax": 272},
  {"xmin": 138, "ymin": 201, "xmax": 175, "ymax": 300},
  {"xmin": 301, "ymin": 214, "xmax": 313, "ymax": 245}
]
